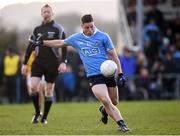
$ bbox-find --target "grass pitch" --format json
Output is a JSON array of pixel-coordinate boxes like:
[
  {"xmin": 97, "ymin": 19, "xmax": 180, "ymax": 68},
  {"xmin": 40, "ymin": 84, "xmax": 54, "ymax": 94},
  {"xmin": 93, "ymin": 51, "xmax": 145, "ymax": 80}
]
[{"xmin": 0, "ymin": 101, "xmax": 180, "ymax": 135}]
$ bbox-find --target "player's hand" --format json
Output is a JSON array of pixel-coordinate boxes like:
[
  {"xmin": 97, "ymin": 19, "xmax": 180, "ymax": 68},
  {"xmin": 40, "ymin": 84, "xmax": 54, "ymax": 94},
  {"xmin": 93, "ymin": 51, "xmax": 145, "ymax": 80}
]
[
  {"xmin": 117, "ymin": 73, "xmax": 126, "ymax": 87},
  {"xmin": 58, "ymin": 62, "xmax": 67, "ymax": 73},
  {"xmin": 21, "ymin": 64, "xmax": 27, "ymax": 76}
]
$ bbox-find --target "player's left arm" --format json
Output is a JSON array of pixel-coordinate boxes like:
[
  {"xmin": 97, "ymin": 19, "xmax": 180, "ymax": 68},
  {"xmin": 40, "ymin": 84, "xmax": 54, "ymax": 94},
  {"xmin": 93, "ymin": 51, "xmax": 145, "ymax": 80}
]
[{"xmin": 107, "ymin": 49, "xmax": 123, "ymax": 74}]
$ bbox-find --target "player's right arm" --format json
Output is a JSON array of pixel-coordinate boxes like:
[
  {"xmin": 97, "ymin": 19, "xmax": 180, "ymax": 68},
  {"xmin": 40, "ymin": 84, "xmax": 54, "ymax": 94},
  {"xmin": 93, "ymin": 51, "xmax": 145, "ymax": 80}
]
[{"xmin": 43, "ymin": 39, "xmax": 67, "ymax": 48}]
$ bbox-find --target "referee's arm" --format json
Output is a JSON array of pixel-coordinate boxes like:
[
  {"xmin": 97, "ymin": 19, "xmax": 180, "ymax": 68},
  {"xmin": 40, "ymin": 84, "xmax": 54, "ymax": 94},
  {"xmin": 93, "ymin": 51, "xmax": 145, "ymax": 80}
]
[
  {"xmin": 21, "ymin": 42, "xmax": 35, "ymax": 76},
  {"xmin": 23, "ymin": 43, "xmax": 35, "ymax": 65},
  {"xmin": 61, "ymin": 31, "xmax": 67, "ymax": 63}
]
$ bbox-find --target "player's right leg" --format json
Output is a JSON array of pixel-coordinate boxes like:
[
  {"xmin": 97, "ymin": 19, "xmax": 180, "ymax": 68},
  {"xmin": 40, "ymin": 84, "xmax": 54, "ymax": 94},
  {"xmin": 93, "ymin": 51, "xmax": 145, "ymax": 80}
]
[
  {"xmin": 99, "ymin": 86, "xmax": 119, "ymax": 124},
  {"xmin": 92, "ymin": 84, "xmax": 122, "ymax": 121},
  {"xmin": 92, "ymin": 84, "xmax": 130, "ymax": 132},
  {"xmin": 30, "ymin": 76, "xmax": 41, "ymax": 124},
  {"xmin": 99, "ymin": 105, "xmax": 108, "ymax": 124}
]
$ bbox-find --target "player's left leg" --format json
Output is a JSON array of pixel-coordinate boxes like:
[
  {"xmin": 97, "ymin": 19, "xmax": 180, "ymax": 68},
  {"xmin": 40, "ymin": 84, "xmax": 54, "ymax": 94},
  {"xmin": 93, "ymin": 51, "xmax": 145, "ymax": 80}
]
[
  {"xmin": 37, "ymin": 76, "xmax": 45, "ymax": 115},
  {"xmin": 108, "ymin": 87, "xmax": 119, "ymax": 105},
  {"xmin": 109, "ymin": 86, "xmax": 130, "ymax": 132}
]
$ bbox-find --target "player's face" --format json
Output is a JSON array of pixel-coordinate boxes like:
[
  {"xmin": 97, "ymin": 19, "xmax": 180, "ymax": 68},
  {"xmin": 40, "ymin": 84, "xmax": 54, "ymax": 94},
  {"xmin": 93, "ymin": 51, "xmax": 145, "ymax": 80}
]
[
  {"xmin": 41, "ymin": 7, "xmax": 53, "ymax": 23},
  {"xmin": 81, "ymin": 22, "xmax": 95, "ymax": 36}
]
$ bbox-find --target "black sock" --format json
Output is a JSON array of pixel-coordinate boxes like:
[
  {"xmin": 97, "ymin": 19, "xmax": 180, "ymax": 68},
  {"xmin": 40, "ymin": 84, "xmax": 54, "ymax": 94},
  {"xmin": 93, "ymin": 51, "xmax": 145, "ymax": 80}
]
[
  {"xmin": 31, "ymin": 92, "xmax": 40, "ymax": 115},
  {"xmin": 117, "ymin": 120, "xmax": 125, "ymax": 127},
  {"xmin": 101, "ymin": 106, "xmax": 108, "ymax": 116},
  {"xmin": 42, "ymin": 96, "xmax": 53, "ymax": 120}
]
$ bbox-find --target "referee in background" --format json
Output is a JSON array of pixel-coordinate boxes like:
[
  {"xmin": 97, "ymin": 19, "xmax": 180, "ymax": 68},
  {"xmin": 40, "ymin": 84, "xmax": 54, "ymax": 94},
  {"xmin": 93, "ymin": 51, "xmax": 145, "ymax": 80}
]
[{"xmin": 22, "ymin": 4, "xmax": 67, "ymax": 124}]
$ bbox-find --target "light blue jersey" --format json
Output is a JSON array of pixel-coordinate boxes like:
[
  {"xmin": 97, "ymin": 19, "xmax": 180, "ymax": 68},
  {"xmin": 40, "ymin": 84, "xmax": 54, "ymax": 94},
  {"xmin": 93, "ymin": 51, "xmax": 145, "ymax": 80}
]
[{"xmin": 64, "ymin": 29, "xmax": 114, "ymax": 77}]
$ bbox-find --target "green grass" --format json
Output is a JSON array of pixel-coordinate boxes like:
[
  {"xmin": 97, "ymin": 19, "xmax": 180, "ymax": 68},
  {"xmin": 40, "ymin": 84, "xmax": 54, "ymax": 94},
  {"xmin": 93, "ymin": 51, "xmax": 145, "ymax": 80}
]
[{"xmin": 0, "ymin": 101, "xmax": 180, "ymax": 135}]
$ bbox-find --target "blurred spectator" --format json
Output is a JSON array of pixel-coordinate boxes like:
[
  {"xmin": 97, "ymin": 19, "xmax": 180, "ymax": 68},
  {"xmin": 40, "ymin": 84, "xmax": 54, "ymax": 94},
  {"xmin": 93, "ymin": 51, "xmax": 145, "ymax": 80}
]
[
  {"xmin": 0, "ymin": 52, "xmax": 4, "ymax": 103},
  {"xmin": 129, "ymin": 20, "xmax": 138, "ymax": 46},
  {"xmin": 127, "ymin": 0, "xmax": 136, "ymax": 23},
  {"xmin": 119, "ymin": 47, "xmax": 137, "ymax": 77},
  {"xmin": 67, "ymin": 47, "xmax": 81, "ymax": 74},
  {"xmin": 162, "ymin": 51, "xmax": 175, "ymax": 74},
  {"xmin": 151, "ymin": 58, "xmax": 163, "ymax": 74},
  {"xmin": 136, "ymin": 67, "xmax": 150, "ymax": 97},
  {"xmin": 61, "ymin": 65, "xmax": 76, "ymax": 102},
  {"xmin": 161, "ymin": 51, "xmax": 176, "ymax": 99},
  {"xmin": 127, "ymin": 0, "xmax": 138, "ymax": 45},
  {"xmin": 0, "ymin": 52, "xmax": 3, "ymax": 85},
  {"xmin": 54, "ymin": 74, "xmax": 64, "ymax": 102},
  {"xmin": 136, "ymin": 50, "xmax": 148, "ymax": 74},
  {"xmin": 160, "ymin": 26, "xmax": 174, "ymax": 58},
  {"xmin": 172, "ymin": 16, "xmax": 180, "ymax": 37},
  {"xmin": 3, "ymin": 48, "xmax": 20, "ymax": 103},
  {"xmin": 119, "ymin": 47, "xmax": 137, "ymax": 100},
  {"xmin": 145, "ymin": 0, "xmax": 164, "ymax": 30},
  {"xmin": 163, "ymin": 26, "xmax": 174, "ymax": 44},
  {"xmin": 137, "ymin": 67, "xmax": 161, "ymax": 100},
  {"xmin": 160, "ymin": 38, "xmax": 170, "ymax": 57},
  {"xmin": 66, "ymin": 47, "xmax": 82, "ymax": 92},
  {"xmin": 172, "ymin": 33, "xmax": 180, "ymax": 73},
  {"xmin": 150, "ymin": 57, "xmax": 163, "ymax": 100},
  {"xmin": 77, "ymin": 65, "xmax": 92, "ymax": 102},
  {"xmin": 143, "ymin": 18, "xmax": 161, "ymax": 67}
]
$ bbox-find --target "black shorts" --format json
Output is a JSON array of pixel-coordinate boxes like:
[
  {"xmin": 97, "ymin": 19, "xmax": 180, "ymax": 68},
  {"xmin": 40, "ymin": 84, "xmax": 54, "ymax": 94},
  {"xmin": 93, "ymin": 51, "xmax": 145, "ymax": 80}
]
[
  {"xmin": 87, "ymin": 74, "xmax": 116, "ymax": 88},
  {"xmin": 31, "ymin": 60, "xmax": 58, "ymax": 83}
]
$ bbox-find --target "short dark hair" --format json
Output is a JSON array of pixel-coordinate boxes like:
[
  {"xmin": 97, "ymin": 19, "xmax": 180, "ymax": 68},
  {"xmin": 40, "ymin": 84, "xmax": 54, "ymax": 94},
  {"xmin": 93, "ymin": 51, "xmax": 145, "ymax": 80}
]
[
  {"xmin": 41, "ymin": 4, "xmax": 53, "ymax": 12},
  {"xmin": 81, "ymin": 14, "xmax": 93, "ymax": 24}
]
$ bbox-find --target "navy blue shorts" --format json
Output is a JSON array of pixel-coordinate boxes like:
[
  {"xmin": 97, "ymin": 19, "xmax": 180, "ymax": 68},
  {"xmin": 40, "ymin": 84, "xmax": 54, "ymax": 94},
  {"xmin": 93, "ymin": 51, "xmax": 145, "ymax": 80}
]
[{"xmin": 87, "ymin": 74, "xmax": 116, "ymax": 88}]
